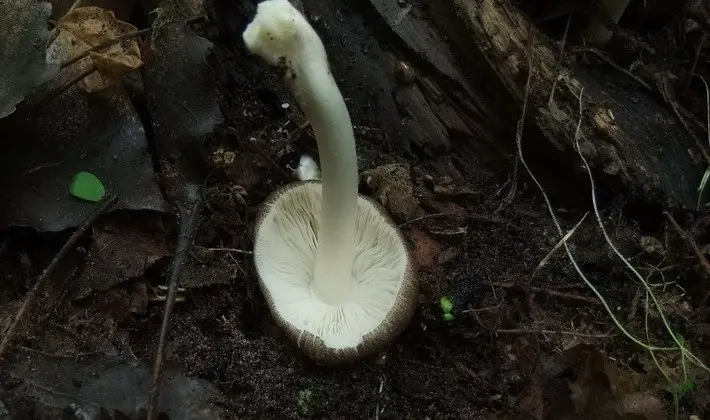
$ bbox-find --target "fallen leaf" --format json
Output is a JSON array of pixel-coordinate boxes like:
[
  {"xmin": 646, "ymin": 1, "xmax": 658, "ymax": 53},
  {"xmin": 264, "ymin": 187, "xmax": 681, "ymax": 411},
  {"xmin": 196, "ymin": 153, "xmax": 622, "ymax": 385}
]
[
  {"xmin": 517, "ymin": 344, "xmax": 667, "ymax": 420},
  {"xmin": 73, "ymin": 216, "xmax": 171, "ymax": 299},
  {"xmin": 0, "ymin": 82, "xmax": 168, "ymax": 231},
  {"xmin": 2, "ymin": 346, "xmax": 226, "ymax": 419},
  {"xmin": 70, "ymin": 171, "xmax": 106, "ymax": 202},
  {"xmin": 0, "ymin": 0, "xmax": 58, "ymax": 118},
  {"xmin": 639, "ymin": 236, "xmax": 664, "ymax": 255},
  {"xmin": 361, "ymin": 163, "xmax": 420, "ymax": 221},
  {"xmin": 53, "ymin": 6, "xmax": 143, "ymax": 92},
  {"xmin": 142, "ymin": 21, "xmax": 222, "ymax": 211}
]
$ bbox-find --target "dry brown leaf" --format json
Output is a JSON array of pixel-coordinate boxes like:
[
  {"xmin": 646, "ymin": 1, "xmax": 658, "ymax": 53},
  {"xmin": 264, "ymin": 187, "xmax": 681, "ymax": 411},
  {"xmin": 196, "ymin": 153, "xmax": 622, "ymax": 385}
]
[{"xmin": 54, "ymin": 6, "xmax": 143, "ymax": 92}]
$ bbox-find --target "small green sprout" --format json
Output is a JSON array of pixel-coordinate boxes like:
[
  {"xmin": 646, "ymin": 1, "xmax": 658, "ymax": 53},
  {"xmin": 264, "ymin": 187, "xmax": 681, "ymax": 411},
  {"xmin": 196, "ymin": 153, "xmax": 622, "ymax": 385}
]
[
  {"xmin": 440, "ymin": 296, "xmax": 453, "ymax": 313},
  {"xmin": 440, "ymin": 296, "xmax": 454, "ymax": 321}
]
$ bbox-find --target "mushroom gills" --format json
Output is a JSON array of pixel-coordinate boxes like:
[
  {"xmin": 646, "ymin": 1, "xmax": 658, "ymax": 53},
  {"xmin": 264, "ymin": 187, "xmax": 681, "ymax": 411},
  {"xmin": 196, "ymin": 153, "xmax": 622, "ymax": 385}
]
[{"xmin": 255, "ymin": 182, "xmax": 410, "ymax": 349}]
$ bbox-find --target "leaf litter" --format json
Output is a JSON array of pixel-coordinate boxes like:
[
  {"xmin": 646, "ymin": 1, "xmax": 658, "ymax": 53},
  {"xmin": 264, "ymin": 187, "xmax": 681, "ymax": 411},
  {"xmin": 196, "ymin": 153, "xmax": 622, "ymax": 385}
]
[
  {"xmin": 3, "ymin": 0, "xmax": 710, "ymax": 418},
  {"xmin": 0, "ymin": 86, "xmax": 168, "ymax": 231},
  {"xmin": 0, "ymin": 0, "xmax": 59, "ymax": 119},
  {"xmin": 52, "ymin": 6, "xmax": 143, "ymax": 93},
  {"xmin": 72, "ymin": 215, "xmax": 172, "ymax": 300},
  {"xmin": 140, "ymin": 6, "xmax": 222, "ymax": 416},
  {"xmin": 1, "ymin": 346, "xmax": 227, "ymax": 419},
  {"xmin": 0, "ymin": 1, "xmax": 171, "ymax": 232}
]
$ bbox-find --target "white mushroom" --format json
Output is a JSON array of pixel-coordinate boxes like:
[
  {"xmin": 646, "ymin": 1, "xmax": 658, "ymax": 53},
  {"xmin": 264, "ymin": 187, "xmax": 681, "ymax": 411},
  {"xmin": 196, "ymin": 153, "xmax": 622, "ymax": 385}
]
[
  {"xmin": 585, "ymin": 0, "xmax": 631, "ymax": 46},
  {"xmin": 295, "ymin": 155, "xmax": 321, "ymax": 182},
  {"xmin": 244, "ymin": 0, "xmax": 417, "ymax": 363}
]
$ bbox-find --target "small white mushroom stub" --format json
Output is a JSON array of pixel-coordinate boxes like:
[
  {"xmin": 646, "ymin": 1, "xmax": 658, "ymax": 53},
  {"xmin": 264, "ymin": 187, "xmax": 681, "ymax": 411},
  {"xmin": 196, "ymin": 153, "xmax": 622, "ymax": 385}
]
[{"xmin": 245, "ymin": 0, "xmax": 418, "ymax": 363}]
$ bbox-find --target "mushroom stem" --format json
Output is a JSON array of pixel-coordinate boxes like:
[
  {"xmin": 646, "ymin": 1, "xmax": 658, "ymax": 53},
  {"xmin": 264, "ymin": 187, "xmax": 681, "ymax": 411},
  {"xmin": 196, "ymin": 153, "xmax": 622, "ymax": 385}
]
[
  {"xmin": 243, "ymin": 0, "xmax": 358, "ymax": 305},
  {"xmin": 586, "ymin": 0, "xmax": 631, "ymax": 46},
  {"xmin": 297, "ymin": 56, "xmax": 358, "ymax": 304}
]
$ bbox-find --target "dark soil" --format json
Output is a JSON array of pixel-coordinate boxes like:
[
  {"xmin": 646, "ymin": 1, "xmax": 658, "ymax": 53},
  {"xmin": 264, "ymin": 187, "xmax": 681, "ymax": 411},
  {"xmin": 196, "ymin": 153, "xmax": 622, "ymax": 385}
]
[{"xmin": 3, "ymin": 0, "xmax": 710, "ymax": 419}]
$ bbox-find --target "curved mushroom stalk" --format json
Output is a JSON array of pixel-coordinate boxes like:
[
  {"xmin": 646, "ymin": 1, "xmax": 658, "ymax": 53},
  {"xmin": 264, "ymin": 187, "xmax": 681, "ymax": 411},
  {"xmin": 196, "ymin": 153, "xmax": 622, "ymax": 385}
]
[
  {"xmin": 245, "ymin": 0, "xmax": 418, "ymax": 363},
  {"xmin": 244, "ymin": 0, "xmax": 358, "ymax": 305}
]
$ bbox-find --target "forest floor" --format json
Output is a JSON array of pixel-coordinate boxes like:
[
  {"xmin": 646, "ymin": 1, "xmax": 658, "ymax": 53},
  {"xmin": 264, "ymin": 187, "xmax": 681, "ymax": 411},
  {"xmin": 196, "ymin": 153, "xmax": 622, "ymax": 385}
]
[{"xmin": 1, "ymin": 0, "xmax": 710, "ymax": 419}]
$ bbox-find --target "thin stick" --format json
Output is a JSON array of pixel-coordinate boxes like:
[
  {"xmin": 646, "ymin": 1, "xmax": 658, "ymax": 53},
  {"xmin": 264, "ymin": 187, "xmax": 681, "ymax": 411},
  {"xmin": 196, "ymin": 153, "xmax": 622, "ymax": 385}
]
[
  {"xmin": 399, "ymin": 212, "xmax": 449, "ymax": 227},
  {"xmin": 491, "ymin": 281, "xmax": 601, "ymax": 305},
  {"xmin": 531, "ymin": 211, "xmax": 588, "ymax": 278},
  {"xmin": 147, "ymin": 189, "xmax": 203, "ymax": 420},
  {"xmin": 664, "ymin": 211, "xmax": 710, "ymax": 279},
  {"xmin": 472, "ymin": 311, "xmax": 609, "ymax": 338},
  {"xmin": 200, "ymin": 247, "xmax": 252, "ymax": 254},
  {"xmin": 60, "ymin": 28, "xmax": 152, "ymax": 69},
  {"xmin": 569, "ymin": 46, "xmax": 653, "ymax": 91},
  {"xmin": 0, "ymin": 195, "xmax": 118, "ymax": 359},
  {"xmin": 687, "ymin": 33, "xmax": 707, "ymax": 92},
  {"xmin": 67, "ymin": 0, "xmax": 83, "ymax": 14},
  {"xmin": 548, "ymin": 14, "xmax": 572, "ymax": 106},
  {"xmin": 60, "ymin": 15, "xmax": 207, "ymax": 70},
  {"xmin": 399, "ymin": 212, "xmax": 510, "ymax": 228},
  {"xmin": 488, "ymin": 328, "xmax": 609, "ymax": 339},
  {"xmin": 35, "ymin": 65, "xmax": 96, "ymax": 110}
]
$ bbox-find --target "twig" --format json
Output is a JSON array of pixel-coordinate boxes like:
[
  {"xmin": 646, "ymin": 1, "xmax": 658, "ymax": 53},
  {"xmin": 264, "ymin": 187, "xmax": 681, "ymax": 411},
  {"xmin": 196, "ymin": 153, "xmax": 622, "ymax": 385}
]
[
  {"xmin": 686, "ymin": 33, "xmax": 707, "ymax": 92},
  {"xmin": 60, "ymin": 28, "xmax": 152, "ymax": 69},
  {"xmin": 399, "ymin": 212, "xmax": 449, "ymax": 227},
  {"xmin": 491, "ymin": 281, "xmax": 601, "ymax": 305},
  {"xmin": 548, "ymin": 14, "xmax": 572, "ymax": 106},
  {"xmin": 531, "ymin": 211, "xmax": 588, "ymax": 278},
  {"xmin": 473, "ymin": 312, "xmax": 609, "ymax": 338},
  {"xmin": 569, "ymin": 46, "xmax": 653, "ymax": 92},
  {"xmin": 399, "ymin": 212, "xmax": 510, "ymax": 228},
  {"xmin": 60, "ymin": 15, "xmax": 207, "ymax": 70},
  {"xmin": 664, "ymin": 211, "xmax": 710, "ymax": 279},
  {"xmin": 198, "ymin": 246, "xmax": 252, "ymax": 255},
  {"xmin": 35, "ymin": 65, "xmax": 96, "ymax": 110},
  {"xmin": 691, "ymin": 73, "xmax": 710, "ymax": 209},
  {"xmin": 487, "ymin": 328, "xmax": 609, "ymax": 339},
  {"xmin": 0, "ymin": 195, "xmax": 118, "ymax": 359},
  {"xmin": 147, "ymin": 186, "xmax": 203, "ymax": 420},
  {"xmin": 67, "ymin": 0, "xmax": 83, "ymax": 14}
]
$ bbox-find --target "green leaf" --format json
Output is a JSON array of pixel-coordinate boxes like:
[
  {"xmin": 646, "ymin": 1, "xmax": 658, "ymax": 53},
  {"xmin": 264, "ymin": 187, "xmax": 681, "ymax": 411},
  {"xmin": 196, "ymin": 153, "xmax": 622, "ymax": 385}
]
[
  {"xmin": 70, "ymin": 171, "xmax": 106, "ymax": 202},
  {"xmin": 442, "ymin": 313, "xmax": 454, "ymax": 322},
  {"xmin": 440, "ymin": 296, "xmax": 453, "ymax": 314}
]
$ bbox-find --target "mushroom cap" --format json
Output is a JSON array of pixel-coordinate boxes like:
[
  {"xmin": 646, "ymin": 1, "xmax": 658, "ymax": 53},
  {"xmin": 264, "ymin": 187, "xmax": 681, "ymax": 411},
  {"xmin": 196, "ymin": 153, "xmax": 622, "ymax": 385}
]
[{"xmin": 254, "ymin": 181, "xmax": 418, "ymax": 363}]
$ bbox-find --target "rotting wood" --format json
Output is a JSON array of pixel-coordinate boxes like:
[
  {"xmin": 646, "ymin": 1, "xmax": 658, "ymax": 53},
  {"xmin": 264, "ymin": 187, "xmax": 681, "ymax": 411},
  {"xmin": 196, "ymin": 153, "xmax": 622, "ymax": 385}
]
[
  {"xmin": 438, "ymin": 0, "xmax": 705, "ymax": 208},
  {"xmin": 295, "ymin": 0, "xmax": 705, "ymax": 208},
  {"xmin": 296, "ymin": 0, "xmax": 517, "ymax": 172}
]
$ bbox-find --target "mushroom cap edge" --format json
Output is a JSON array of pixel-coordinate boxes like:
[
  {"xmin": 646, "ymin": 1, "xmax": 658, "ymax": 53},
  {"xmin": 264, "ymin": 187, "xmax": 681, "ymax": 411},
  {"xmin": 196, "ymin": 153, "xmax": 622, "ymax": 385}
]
[{"xmin": 253, "ymin": 180, "xmax": 419, "ymax": 364}]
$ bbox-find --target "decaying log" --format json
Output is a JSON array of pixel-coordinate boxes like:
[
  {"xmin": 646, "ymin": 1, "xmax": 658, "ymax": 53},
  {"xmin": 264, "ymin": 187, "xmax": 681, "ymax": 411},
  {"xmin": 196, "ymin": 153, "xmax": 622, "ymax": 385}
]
[{"xmin": 440, "ymin": 0, "xmax": 706, "ymax": 208}]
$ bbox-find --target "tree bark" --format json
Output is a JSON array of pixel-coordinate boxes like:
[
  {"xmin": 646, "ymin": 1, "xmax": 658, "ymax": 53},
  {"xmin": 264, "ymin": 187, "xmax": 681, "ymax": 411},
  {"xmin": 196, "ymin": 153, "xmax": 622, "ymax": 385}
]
[
  {"xmin": 441, "ymin": 0, "xmax": 706, "ymax": 209},
  {"xmin": 302, "ymin": 0, "xmax": 707, "ymax": 209}
]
